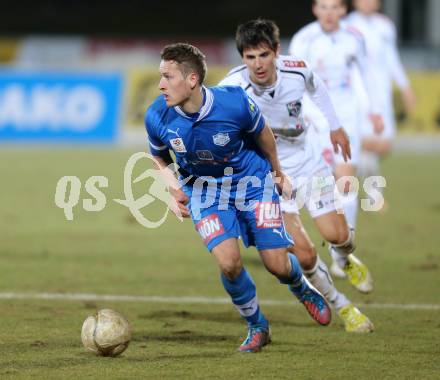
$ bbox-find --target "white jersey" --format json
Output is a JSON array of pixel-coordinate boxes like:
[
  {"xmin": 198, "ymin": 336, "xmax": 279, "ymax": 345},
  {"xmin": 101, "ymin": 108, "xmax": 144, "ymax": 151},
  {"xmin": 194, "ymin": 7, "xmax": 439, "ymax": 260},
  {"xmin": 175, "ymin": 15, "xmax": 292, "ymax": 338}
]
[
  {"xmin": 289, "ymin": 21, "xmax": 379, "ymax": 119},
  {"xmin": 219, "ymin": 55, "xmax": 341, "ymax": 177},
  {"xmin": 345, "ymin": 11, "xmax": 409, "ymax": 108}
]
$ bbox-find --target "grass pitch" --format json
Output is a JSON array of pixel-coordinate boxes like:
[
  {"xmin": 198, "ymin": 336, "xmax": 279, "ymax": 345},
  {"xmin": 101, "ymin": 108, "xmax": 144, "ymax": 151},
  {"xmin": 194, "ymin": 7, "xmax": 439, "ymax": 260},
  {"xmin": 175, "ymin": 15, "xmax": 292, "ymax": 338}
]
[{"xmin": 0, "ymin": 148, "xmax": 439, "ymax": 379}]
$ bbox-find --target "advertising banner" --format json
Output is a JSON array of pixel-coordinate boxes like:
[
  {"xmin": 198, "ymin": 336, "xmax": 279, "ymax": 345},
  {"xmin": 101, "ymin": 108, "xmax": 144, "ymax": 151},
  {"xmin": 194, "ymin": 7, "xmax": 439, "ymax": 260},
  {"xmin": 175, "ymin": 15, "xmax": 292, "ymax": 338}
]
[{"xmin": 0, "ymin": 71, "xmax": 122, "ymax": 142}]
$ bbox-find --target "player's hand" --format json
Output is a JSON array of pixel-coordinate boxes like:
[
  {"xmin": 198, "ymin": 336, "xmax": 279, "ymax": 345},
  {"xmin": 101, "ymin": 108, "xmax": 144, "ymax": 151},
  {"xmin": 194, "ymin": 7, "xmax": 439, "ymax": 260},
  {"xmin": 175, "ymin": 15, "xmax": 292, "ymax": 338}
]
[
  {"xmin": 330, "ymin": 127, "xmax": 351, "ymax": 162},
  {"xmin": 369, "ymin": 113, "xmax": 385, "ymax": 135},
  {"xmin": 274, "ymin": 171, "xmax": 294, "ymax": 200},
  {"xmin": 169, "ymin": 188, "xmax": 190, "ymax": 218},
  {"xmin": 401, "ymin": 87, "xmax": 416, "ymax": 113}
]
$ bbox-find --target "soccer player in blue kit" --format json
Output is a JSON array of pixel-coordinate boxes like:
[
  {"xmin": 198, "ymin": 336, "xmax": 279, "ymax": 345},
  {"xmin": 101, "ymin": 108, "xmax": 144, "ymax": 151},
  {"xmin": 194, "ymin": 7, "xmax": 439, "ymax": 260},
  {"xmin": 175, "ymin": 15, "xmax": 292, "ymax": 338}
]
[{"xmin": 145, "ymin": 43, "xmax": 331, "ymax": 353}]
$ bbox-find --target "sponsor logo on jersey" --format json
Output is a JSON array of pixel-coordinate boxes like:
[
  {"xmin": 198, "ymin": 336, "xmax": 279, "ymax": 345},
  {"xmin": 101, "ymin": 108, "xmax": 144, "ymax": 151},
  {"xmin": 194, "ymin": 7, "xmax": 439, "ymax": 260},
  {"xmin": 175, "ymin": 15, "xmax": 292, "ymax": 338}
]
[
  {"xmin": 255, "ymin": 202, "xmax": 283, "ymax": 229},
  {"xmin": 170, "ymin": 138, "xmax": 187, "ymax": 153},
  {"xmin": 196, "ymin": 150, "xmax": 214, "ymax": 160},
  {"xmin": 283, "ymin": 60, "xmax": 306, "ymax": 68},
  {"xmin": 286, "ymin": 101, "xmax": 302, "ymax": 118},
  {"xmin": 212, "ymin": 132, "xmax": 230, "ymax": 146},
  {"xmin": 247, "ymin": 96, "xmax": 257, "ymax": 114},
  {"xmin": 196, "ymin": 214, "xmax": 225, "ymax": 244}
]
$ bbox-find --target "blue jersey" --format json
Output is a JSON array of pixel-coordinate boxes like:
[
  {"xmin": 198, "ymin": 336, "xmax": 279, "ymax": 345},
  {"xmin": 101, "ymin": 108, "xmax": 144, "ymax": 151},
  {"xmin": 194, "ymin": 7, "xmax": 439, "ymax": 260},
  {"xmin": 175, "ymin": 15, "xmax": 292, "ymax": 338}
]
[
  {"xmin": 145, "ymin": 85, "xmax": 292, "ymax": 252},
  {"xmin": 145, "ymin": 86, "xmax": 270, "ymax": 185}
]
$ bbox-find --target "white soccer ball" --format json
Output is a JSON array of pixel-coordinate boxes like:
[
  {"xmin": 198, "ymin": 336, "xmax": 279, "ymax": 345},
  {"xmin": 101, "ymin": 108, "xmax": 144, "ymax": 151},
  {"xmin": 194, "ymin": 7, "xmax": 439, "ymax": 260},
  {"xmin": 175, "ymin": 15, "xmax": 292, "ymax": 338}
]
[{"xmin": 81, "ymin": 309, "xmax": 131, "ymax": 357}]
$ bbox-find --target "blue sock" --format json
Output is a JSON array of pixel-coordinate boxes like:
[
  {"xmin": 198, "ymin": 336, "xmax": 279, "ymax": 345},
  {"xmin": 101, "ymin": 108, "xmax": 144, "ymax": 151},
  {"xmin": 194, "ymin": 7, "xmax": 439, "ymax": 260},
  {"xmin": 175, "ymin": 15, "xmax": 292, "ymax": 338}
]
[
  {"xmin": 279, "ymin": 253, "xmax": 307, "ymax": 297},
  {"xmin": 221, "ymin": 268, "xmax": 268, "ymax": 329}
]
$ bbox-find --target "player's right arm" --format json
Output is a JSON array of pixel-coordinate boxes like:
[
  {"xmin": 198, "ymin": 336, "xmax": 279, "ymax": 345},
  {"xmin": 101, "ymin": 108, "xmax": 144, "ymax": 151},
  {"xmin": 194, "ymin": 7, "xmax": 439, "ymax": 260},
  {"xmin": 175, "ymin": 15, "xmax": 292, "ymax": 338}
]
[{"xmin": 145, "ymin": 108, "xmax": 190, "ymax": 218}]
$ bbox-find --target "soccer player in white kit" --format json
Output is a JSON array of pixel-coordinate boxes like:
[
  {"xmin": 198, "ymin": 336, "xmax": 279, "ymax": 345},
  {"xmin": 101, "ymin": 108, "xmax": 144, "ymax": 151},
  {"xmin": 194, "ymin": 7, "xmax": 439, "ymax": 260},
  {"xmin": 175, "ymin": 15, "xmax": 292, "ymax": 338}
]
[
  {"xmin": 220, "ymin": 19, "xmax": 374, "ymax": 332},
  {"xmin": 289, "ymin": 0, "xmax": 384, "ymax": 278},
  {"xmin": 346, "ymin": 0, "xmax": 416, "ymax": 200}
]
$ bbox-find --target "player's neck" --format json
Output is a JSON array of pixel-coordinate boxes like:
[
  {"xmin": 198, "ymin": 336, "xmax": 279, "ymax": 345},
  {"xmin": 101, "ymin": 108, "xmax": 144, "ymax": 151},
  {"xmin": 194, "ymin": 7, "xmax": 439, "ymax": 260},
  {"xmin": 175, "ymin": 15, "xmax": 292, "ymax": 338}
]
[
  {"xmin": 357, "ymin": 9, "xmax": 377, "ymax": 16},
  {"xmin": 320, "ymin": 23, "xmax": 340, "ymax": 34},
  {"xmin": 181, "ymin": 86, "xmax": 204, "ymax": 114}
]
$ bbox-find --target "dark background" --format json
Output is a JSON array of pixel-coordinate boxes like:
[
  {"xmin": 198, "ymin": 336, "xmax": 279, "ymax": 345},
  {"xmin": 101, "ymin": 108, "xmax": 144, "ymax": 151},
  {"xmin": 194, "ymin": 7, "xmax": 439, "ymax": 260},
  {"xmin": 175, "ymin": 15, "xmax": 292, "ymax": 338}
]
[{"xmin": 0, "ymin": 0, "xmax": 348, "ymax": 37}]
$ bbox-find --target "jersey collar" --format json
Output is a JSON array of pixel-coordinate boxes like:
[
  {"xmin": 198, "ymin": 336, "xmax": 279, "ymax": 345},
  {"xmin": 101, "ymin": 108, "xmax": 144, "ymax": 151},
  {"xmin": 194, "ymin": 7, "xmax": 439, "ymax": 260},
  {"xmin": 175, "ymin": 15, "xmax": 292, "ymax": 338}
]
[{"xmin": 174, "ymin": 86, "xmax": 214, "ymax": 122}]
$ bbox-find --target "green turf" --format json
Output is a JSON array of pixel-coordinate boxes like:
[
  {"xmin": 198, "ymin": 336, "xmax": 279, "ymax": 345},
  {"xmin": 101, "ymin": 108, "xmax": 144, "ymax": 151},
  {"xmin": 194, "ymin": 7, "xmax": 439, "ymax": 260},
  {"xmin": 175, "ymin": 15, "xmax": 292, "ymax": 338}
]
[{"xmin": 0, "ymin": 148, "xmax": 439, "ymax": 379}]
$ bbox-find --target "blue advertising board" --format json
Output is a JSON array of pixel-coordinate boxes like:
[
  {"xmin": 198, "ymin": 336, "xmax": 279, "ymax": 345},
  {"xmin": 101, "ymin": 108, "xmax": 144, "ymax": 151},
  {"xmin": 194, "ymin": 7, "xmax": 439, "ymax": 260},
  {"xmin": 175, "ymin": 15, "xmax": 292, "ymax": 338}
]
[{"xmin": 0, "ymin": 71, "xmax": 122, "ymax": 143}]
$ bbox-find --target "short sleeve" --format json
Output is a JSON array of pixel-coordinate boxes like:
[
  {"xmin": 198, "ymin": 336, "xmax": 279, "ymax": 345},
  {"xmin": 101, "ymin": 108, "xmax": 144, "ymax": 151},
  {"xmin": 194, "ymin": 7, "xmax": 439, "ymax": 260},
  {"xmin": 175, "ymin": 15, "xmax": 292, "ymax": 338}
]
[{"xmin": 144, "ymin": 109, "xmax": 168, "ymax": 156}]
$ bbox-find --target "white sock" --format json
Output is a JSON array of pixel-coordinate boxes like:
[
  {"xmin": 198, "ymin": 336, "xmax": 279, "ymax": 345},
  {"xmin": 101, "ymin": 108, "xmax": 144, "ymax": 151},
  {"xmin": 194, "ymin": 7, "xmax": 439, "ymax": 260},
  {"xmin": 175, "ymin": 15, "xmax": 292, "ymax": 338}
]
[
  {"xmin": 329, "ymin": 246, "xmax": 348, "ymax": 268},
  {"xmin": 303, "ymin": 256, "xmax": 349, "ymax": 309}
]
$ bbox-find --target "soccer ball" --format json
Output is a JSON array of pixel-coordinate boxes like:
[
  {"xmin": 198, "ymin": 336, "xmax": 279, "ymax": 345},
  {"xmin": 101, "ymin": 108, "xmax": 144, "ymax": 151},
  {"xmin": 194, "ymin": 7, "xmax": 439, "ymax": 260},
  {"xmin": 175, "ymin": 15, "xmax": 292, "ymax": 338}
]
[{"xmin": 81, "ymin": 309, "xmax": 131, "ymax": 357}]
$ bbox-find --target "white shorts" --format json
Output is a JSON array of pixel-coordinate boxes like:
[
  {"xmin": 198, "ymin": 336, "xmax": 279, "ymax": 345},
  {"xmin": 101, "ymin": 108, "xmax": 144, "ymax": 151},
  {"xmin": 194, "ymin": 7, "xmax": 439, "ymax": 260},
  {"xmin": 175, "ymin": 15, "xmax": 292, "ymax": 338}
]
[
  {"xmin": 303, "ymin": 101, "xmax": 361, "ymax": 167},
  {"xmin": 281, "ymin": 161, "xmax": 341, "ymax": 219},
  {"xmin": 317, "ymin": 125, "xmax": 361, "ymax": 167}
]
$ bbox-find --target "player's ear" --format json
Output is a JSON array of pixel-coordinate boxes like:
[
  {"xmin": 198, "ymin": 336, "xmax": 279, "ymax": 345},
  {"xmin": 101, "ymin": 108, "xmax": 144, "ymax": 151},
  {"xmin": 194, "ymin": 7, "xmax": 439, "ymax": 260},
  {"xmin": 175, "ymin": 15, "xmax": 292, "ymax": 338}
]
[
  {"xmin": 275, "ymin": 44, "xmax": 281, "ymax": 58},
  {"xmin": 188, "ymin": 72, "xmax": 199, "ymax": 89}
]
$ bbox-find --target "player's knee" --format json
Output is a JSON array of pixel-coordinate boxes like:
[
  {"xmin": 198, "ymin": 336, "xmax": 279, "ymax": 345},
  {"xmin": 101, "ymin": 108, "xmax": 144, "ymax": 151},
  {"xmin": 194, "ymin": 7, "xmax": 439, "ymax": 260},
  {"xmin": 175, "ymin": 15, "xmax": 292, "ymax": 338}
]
[
  {"xmin": 219, "ymin": 258, "xmax": 243, "ymax": 280},
  {"xmin": 332, "ymin": 226, "xmax": 350, "ymax": 245}
]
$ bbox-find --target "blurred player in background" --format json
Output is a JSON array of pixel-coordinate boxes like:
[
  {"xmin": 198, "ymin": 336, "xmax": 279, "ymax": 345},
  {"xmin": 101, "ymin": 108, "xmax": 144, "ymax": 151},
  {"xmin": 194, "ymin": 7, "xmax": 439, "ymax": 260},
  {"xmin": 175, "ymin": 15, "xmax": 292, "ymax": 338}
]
[
  {"xmin": 346, "ymin": 0, "xmax": 416, "ymax": 206},
  {"xmin": 220, "ymin": 19, "xmax": 374, "ymax": 332},
  {"xmin": 145, "ymin": 43, "xmax": 331, "ymax": 353},
  {"xmin": 289, "ymin": 0, "xmax": 384, "ymax": 278}
]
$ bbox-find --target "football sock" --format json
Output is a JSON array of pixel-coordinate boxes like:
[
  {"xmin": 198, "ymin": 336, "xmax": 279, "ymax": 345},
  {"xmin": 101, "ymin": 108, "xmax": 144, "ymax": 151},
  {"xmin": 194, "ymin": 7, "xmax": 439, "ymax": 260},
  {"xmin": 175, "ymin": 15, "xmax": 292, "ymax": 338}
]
[
  {"xmin": 329, "ymin": 227, "xmax": 356, "ymax": 267},
  {"xmin": 282, "ymin": 253, "xmax": 308, "ymax": 296},
  {"xmin": 303, "ymin": 255, "xmax": 349, "ymax": 309},
  {"xmin": 221, "ymin": 268, "xmax": 268, "ymax": 329},
  {"xmin": 329, "ymin": 246, "xmax": 348, "ymax": 268}
]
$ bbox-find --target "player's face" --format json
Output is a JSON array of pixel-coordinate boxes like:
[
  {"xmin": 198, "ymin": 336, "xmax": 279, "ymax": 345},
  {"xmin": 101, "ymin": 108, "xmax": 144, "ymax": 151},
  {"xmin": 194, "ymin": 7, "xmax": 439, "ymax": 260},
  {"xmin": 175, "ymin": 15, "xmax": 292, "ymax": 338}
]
[
  {"xmin": 313, "ymin": 0, "xmax": 346, "ymax": 33},
  {"xmin": 354, "ymin": 0, "xmax": 381, "ymax": 15},
  {"xmin": 158, "ymin": 60, "xmax": 193, "ymax": 107},
  {"xmin": 242, "ymin": 44, "xmax": 279, "ymax": 87}
]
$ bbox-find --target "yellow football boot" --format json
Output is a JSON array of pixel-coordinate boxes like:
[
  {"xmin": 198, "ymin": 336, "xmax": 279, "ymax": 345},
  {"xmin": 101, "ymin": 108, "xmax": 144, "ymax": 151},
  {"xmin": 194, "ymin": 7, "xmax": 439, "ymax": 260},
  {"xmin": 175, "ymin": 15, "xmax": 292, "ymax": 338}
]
[
  {"xmin": 344, "ymin": 254, "xmax": 373, "ymax": 293},
  {"xmin": 338, "ymin": 304, "xmax": 374, "ymax": 333}
]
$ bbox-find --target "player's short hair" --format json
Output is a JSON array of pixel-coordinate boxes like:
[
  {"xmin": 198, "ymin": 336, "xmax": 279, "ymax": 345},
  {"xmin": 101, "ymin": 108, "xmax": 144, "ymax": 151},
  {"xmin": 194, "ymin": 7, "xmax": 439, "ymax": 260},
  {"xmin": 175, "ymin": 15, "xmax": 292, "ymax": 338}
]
[
  {"xmin": 313, "ymin": 0, "xmax": 347, "ymax": 5},
  {"xmin": 235, "ymin": 19, "xmax": 280, "ymax": 56},
  {"xmin": 160, "ymin": 43, "xmax": 207, "ymax": 85}
]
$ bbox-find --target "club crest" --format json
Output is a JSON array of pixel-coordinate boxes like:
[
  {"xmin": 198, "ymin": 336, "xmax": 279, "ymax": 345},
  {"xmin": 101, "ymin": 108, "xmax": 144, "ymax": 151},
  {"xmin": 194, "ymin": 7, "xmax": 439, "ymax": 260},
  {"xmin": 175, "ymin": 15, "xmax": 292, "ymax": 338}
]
[
  {"xmin": 212, "ymin": 132, "xmax": 230, "ymax": 146},
  {"xmin": 286, "ymin": 101, "xmax": 302, "ymax": 118}
]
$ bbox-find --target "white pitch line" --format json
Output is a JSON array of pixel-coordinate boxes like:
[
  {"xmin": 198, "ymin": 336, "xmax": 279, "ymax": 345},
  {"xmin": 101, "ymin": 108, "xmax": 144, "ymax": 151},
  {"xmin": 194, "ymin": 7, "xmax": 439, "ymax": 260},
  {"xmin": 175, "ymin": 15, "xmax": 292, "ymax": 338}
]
[{"xmin": 0, "ymin": 292, "xmax": 439, "ymax": 311}]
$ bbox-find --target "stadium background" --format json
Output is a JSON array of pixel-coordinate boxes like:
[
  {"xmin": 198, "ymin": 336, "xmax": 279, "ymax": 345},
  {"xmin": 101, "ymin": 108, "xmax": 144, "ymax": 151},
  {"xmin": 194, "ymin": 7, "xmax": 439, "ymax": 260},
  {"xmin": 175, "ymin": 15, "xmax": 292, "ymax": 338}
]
[{"xmin": 0, "ymin": 1, "xmax": 439, "ymax": 379}]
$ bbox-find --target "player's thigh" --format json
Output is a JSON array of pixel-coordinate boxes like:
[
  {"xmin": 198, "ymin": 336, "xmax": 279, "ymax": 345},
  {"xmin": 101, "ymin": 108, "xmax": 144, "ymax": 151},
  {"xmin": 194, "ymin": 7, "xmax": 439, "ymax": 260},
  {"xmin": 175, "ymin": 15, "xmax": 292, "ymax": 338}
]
[
  {"xmin": 313, "ymin": 210, "xmax": 349, "ymax": 244},
  {"xmin": 334, "ymin": 163, "xmax": 357, "ymax": 194},
  {"xmin": 283, "ymin": 212, "xmax": 316, "ymax": 269},
  {"xmin": 211, "ymin": 237, "xmax": 243, "ymax": 279}
]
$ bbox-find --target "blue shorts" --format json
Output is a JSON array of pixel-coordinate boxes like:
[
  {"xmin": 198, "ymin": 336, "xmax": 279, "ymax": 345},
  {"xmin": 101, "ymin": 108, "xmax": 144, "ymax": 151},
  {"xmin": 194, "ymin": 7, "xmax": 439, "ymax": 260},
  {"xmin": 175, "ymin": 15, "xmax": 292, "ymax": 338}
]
[{"xmin": 183, "ymin": 179, "xmax": 293, "ymax": 252}]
